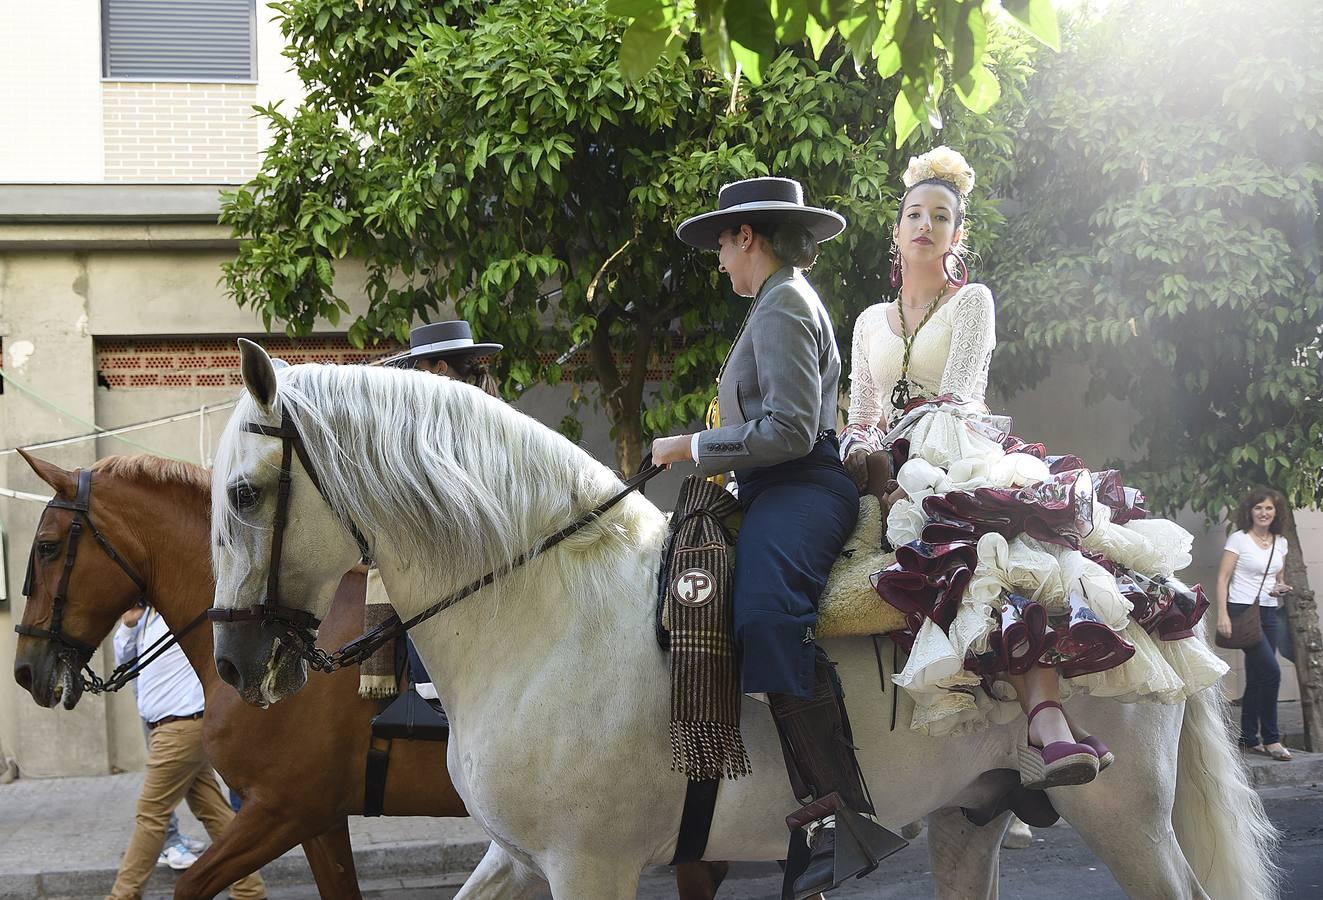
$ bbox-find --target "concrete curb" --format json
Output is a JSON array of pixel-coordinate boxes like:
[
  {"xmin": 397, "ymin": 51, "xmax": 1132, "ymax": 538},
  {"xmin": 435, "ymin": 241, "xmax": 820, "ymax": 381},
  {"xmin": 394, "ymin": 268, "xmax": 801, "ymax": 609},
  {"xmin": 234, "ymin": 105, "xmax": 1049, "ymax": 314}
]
[
  {"xmin": 1244, "ymin": 748, "xmax": 1323, "ymax": 789},
  {"xmin": 17, "ymin": 837, "xmax": 491, "ymax": 900},
  {"xmin": 9, "ymin": 756, "xmax": 1323, "ymax": 898}
]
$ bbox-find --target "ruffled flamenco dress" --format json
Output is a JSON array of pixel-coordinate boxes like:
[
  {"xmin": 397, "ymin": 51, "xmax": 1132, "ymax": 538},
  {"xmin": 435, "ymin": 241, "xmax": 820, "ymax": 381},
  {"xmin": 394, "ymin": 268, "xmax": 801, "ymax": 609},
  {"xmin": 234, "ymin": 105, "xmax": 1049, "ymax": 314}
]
[
  {"xmin": 843, "ymin": 285, "xmax": 1226, "ymax": 737},
  {"xmin": 870, "ymin": 396, "xmax": 1228, "ymax": 736}
]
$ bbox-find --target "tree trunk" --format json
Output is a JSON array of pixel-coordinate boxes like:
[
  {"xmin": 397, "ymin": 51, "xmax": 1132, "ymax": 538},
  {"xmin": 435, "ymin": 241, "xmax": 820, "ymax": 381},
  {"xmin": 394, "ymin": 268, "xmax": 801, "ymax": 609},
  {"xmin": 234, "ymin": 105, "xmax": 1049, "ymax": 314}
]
[
  {"xmin": 1281, "ymin": 510, "xmax": 1323, "ymax": 752},
  {"xmin": 615, "ymin": 416, "xmax": 644, "ymax": 479}
]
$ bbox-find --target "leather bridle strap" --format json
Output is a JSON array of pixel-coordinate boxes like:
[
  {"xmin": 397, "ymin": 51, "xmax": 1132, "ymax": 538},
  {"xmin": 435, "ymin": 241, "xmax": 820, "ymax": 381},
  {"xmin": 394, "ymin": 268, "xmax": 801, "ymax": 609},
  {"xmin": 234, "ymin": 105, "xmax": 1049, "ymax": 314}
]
[
  {"xmin": 86, "ymin": 609, "xmax": 211, "ymax": 695},
  {"xmin": 243, "ymin": 411, "xmax": 371, "ymax": 561},
  {"xmin": 11, "ymin": 466, "xmax": 200, "ymax": 694},
  {"xmin": 208, "ymin": 410, "xmax": 370, "ymax": 633},
  {"xmin": 15, "ymin": 468, "xmax": 145, "ymax": 658}
]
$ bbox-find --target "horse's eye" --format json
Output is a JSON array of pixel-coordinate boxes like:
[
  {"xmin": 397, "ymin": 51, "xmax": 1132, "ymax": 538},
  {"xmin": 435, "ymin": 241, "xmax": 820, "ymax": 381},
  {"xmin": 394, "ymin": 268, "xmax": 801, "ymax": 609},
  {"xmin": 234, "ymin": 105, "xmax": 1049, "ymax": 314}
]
[
  {"xmin": 36, "ymin": 540, "xmax": 59, "ymax": 560},
  {"xmin": 230, "ymin": 484, "xmax": 259, "ymax": 510}
]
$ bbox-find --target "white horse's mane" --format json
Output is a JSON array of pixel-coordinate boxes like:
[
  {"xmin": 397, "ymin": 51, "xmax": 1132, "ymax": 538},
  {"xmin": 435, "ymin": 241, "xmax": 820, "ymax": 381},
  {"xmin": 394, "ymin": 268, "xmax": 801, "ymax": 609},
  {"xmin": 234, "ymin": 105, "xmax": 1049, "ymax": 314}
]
[{"xmin": 212, "ymin": 363, "xmax": 663, "ymax": 609}]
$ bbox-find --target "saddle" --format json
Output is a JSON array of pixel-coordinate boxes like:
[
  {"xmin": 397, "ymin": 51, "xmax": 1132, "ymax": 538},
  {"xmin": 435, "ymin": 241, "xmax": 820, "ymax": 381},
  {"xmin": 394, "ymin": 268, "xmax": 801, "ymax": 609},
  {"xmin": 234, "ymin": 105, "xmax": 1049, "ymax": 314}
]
[{"xmin": 656, "ymin": 493, "xmax": 907, "ymax": 645}]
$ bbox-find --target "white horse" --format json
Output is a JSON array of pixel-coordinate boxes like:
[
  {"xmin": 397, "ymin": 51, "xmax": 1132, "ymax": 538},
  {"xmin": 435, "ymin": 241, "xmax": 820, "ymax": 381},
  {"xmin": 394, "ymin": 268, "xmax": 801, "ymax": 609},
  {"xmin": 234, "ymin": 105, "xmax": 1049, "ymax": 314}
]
[{"xmin": 210, "ymin": 341, "xmax": 1277, "ymax": 900}]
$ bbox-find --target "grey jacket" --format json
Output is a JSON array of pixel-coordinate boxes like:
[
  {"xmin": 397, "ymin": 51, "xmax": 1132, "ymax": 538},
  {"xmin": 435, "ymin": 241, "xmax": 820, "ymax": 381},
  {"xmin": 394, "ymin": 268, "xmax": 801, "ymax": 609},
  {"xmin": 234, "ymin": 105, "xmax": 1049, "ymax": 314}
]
[{"xmin": 695, "ymin": 267, "xmax": 841, "ymax": 477}]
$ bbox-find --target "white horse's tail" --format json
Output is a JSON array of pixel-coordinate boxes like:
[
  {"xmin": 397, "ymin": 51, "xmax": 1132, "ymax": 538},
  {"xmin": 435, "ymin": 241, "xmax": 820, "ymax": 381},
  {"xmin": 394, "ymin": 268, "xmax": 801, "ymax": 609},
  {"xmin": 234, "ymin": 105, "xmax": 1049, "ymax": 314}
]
[{"xmin": 1172, "ymin": 682, "xmax": 1281, "ymax": 899}]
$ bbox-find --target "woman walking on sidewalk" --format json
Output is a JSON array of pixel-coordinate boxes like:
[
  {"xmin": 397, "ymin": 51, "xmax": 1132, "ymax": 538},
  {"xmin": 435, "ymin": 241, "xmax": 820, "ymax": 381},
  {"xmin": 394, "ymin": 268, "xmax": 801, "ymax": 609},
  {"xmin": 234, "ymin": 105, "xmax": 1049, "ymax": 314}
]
[{"xmin": 1216, "ymin": 487, "xmax": 1294, "ymax": 761}]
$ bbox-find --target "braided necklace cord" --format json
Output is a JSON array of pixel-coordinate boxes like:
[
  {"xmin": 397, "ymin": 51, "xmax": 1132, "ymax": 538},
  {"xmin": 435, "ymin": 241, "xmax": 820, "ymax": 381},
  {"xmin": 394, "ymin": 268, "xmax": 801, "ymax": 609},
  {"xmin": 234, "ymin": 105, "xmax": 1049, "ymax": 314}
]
[{"xmin": 890, "ymin": 290, "xmax": 945, "ymax": 410}]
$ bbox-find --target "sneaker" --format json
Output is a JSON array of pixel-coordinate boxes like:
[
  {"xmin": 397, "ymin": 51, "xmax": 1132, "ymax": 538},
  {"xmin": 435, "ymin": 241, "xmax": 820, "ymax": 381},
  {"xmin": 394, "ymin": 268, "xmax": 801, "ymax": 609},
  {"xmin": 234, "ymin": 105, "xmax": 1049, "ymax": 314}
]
[
  {"xmin": 180, "ymin": 836, "xmax": 208, "ymax": 855},
  {"xmin": 160, "ymin": 844, "xmax": 198, "ymax": 871}
]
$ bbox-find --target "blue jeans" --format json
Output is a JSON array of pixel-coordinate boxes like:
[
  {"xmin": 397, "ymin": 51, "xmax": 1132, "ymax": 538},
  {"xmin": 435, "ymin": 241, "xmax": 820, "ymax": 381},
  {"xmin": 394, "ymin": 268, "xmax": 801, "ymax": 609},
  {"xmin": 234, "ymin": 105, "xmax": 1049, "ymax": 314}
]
[{"xmin": 1232, "ymin": 604, "xmax": 1291, "ymax": 746}]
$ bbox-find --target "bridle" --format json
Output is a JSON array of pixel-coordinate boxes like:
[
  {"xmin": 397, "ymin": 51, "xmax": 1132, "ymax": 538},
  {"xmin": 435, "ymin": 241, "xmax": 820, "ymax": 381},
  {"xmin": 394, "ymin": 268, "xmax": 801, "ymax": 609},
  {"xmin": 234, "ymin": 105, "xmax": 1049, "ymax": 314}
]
[
  {"xmin": 15, "ymin": 468, "xmax": 208, "ymax": 694},
  {"xmin": 210, "ymin": 407, "xmax": 662, "ymax": 674},
  {"xmin": 206, "ymin": 409, "xmax": 373, "ymax": 639}
]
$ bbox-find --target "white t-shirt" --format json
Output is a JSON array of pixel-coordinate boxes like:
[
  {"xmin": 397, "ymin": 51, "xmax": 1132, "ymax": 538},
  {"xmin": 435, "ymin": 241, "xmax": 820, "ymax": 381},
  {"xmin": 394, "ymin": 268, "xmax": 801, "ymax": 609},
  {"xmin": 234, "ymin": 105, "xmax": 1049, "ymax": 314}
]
[
  {"xmin": 112, "ymin": 607, "xmax": 205, "ymax": 724},
  {"xmin": 1224, "ymin": 530, "xmax": 1288, "ymax": 608}
]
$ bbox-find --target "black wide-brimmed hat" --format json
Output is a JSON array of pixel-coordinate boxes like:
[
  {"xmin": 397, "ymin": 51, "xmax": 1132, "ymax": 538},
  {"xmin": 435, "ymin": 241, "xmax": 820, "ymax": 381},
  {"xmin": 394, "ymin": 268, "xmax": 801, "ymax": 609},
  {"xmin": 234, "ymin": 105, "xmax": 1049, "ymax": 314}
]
[
  {"xmin": 381, "ymin": 320, "xmax": 502, "ymax": 367},
  {"xmin": 676, "ymin": 177, "xmax": 846, "ymax": 252}
]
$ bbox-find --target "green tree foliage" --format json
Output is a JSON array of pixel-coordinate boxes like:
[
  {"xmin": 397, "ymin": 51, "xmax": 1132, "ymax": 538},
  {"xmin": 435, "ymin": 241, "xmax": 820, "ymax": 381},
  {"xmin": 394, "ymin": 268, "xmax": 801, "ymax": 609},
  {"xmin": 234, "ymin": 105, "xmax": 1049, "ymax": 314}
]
[
  {"xmin": 221, "ymin": 0, "xmax": 1034, "ymax": 470},
  {"xmin": 988, "ymin": 0, "xmax": 1323, "ymax": 551},
  {"xmin": 608, "ymin": 0, "xmax": 1058, "ymax": 146}
]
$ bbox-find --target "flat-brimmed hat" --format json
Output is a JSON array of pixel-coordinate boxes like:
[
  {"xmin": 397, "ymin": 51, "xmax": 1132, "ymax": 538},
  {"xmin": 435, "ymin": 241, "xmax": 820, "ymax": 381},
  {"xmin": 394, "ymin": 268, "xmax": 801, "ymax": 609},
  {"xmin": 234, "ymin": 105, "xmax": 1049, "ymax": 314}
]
[
  {"xmin": 380, "ymin": 320, "xmax": 502, "ymax": 368},
  {"xmin": 676, "ymin": 177, "xmax": 846, "ymax": 252}
]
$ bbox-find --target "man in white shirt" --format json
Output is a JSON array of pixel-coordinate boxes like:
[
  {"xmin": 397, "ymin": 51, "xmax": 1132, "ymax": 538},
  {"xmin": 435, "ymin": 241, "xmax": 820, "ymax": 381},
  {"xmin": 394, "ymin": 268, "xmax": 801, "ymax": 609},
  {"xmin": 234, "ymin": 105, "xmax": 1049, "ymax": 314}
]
[{"xmin": 108, "ymin": 605, "xmax": 265, "ymax": 900}]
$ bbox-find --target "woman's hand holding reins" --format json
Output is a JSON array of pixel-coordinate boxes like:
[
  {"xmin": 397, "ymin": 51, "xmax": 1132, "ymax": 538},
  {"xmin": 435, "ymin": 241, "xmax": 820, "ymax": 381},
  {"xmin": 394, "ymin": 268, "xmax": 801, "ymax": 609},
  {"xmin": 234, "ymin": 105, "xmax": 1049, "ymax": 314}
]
[{"xmin": 651, "ymin": 434, "xmax": 695, "ymax": 468}]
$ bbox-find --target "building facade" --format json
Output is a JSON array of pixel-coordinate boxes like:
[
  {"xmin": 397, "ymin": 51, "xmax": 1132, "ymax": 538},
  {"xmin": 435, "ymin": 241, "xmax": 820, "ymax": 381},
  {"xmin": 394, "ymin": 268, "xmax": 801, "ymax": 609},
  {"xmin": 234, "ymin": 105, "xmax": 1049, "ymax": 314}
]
[{"xmin": 1, "ymin": 2, "xmax": 1319, "ymax": 777}]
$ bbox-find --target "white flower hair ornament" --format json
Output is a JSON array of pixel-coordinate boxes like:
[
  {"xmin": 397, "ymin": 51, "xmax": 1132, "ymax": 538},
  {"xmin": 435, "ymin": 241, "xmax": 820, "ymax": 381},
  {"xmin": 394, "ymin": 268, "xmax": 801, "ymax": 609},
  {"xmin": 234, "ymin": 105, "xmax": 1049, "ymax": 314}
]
[
  {"xmin": 891, "ymin": 145, "xmax": 975, "ymax": 297},
  {"xmin": 902, "ymin": 146, "xmax": 975, "ymax": 198}
]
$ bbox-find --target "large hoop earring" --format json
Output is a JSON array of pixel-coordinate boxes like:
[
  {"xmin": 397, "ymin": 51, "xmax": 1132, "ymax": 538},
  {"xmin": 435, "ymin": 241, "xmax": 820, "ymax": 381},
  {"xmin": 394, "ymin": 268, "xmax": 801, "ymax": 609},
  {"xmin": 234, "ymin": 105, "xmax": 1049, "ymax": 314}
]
[
  {"xmin": 890, "ymin": 246, "xmax": 902, "ymax": 290},
  {"xmin": 942, "ymin": 250, "xmax": 968, "ymax": 288}
]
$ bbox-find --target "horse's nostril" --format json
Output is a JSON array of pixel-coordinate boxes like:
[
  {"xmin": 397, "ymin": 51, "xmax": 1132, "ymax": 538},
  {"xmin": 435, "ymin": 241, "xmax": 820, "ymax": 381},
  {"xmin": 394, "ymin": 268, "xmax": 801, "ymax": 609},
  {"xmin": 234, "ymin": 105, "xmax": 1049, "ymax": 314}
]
[
  {"xmin": 14, "ymin": 663, "xmax": 33, "ymax": 692},
  {"xmin": 216, "ymin": 656, "xmax": 241, "ymax": 689}
]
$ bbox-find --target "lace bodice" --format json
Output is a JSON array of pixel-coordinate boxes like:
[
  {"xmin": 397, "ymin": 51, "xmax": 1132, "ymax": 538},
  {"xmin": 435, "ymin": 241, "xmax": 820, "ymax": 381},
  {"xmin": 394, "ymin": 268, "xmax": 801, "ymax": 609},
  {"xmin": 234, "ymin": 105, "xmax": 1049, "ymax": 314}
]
[{"xmin": 847, "ymin": 283, "xmax": 996, "ymax": 432}]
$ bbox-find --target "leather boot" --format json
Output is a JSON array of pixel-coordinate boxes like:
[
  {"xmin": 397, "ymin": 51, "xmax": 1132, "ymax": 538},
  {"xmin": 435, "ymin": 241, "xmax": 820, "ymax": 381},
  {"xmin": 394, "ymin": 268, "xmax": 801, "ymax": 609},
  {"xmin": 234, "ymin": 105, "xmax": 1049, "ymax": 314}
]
[{"xmin": 769, "ymin": 647, "xmax": 904, "ymax": 899}]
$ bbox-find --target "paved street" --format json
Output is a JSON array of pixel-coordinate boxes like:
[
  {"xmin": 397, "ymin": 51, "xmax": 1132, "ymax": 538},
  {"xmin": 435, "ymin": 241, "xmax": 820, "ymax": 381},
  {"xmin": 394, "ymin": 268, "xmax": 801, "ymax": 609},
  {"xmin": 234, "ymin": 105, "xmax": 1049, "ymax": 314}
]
[{"xmin": 227, "ymin": 785, "xmax": 1323, "ymax": 900}]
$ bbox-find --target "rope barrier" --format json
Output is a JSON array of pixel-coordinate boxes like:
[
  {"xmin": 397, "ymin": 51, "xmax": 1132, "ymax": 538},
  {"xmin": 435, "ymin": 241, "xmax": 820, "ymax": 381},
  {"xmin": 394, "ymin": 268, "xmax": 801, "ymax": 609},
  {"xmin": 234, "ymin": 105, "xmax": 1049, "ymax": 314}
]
[
  {"xmin": 0, "ymin": 486, "xmax": 53, "ymax": 505},
  {"xmin": 0, "ymin": 370, "xmax": 188, "ymax": 459}
]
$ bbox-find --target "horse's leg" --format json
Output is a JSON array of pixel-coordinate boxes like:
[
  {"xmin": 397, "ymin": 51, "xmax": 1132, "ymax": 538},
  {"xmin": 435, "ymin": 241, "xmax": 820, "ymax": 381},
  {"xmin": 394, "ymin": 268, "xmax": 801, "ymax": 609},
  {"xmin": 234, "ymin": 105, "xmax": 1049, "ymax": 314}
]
[
  {"xmin": 1048, "ymin": 702, "xmax": 1206, "ymax": 899},
  {"xmin": 543, "ymin": 857, "xmax": 641, "ymax": 900},
  {"xmin": 928, "ymin": 807, "xmax": 1008, "ymax": 900},
  {"xmin": 675, "ymin": 861, "xmax": 729, "ymax": 900},
  {"xmin": 301, "ymin": 819, "xmax": 363, "ymax": 900},
  {"xmin": 174, "ymin": 799, "xmax": 307, "ymax": 899},
  {"xmin": 453, "ymin": 842, "xmax": 546, "ymax": 900}
]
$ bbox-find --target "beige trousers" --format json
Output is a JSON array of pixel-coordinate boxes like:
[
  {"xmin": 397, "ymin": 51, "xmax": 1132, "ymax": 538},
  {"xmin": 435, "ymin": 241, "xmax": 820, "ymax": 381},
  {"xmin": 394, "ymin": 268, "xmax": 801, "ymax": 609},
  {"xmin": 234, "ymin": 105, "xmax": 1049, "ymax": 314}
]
[{"xmin": 107, "ymin": 718, "xmax": 265, "ymax": 900}]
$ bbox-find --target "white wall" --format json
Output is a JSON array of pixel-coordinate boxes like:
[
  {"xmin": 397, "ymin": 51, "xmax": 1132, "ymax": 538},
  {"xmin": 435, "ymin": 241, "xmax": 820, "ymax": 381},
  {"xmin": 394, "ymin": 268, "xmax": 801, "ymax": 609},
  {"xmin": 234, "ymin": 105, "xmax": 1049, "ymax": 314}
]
[
  {"xmin": 253, "ymin": 0, "xmax": 308, "ymax": 153},
  {"xmin": 0, "ymin": 1, "xmax": 105, "ymax": 182},
  {"xmin": 0, "ymin": 1, "xmax": 305, "ymax": 185}
]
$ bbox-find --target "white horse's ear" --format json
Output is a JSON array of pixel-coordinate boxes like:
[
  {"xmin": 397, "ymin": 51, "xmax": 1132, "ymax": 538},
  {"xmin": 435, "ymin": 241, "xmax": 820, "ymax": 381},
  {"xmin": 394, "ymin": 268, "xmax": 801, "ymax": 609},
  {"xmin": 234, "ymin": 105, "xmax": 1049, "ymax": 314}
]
[{"xmin": 238, "ymin": 338, "xmax": 278, "ymax": 411}]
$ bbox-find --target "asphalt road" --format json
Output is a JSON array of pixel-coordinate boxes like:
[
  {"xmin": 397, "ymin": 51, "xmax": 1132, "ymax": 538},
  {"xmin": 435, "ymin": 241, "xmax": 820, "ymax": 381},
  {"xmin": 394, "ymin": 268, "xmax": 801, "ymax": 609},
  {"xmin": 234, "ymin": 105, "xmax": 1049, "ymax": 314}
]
[{"xmin": 252, "ymin": 785, "xmax": 1323, "ymax": 899}]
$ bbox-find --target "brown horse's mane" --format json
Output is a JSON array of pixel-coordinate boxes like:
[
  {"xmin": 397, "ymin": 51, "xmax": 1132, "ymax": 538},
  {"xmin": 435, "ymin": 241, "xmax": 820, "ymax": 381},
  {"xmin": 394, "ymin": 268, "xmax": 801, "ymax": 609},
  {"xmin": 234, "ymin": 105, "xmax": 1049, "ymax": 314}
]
[{"xmin": 90, "ymin": 454, "xmax": 210, "ymax": 507}]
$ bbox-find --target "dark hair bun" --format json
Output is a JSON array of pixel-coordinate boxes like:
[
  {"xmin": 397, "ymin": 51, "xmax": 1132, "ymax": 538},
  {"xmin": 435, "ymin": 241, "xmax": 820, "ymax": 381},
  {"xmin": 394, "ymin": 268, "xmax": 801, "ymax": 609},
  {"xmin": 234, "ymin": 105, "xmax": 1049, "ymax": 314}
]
[{"xmin": 769, "ymin": 223, "xmax": 819, "ymax": 269}]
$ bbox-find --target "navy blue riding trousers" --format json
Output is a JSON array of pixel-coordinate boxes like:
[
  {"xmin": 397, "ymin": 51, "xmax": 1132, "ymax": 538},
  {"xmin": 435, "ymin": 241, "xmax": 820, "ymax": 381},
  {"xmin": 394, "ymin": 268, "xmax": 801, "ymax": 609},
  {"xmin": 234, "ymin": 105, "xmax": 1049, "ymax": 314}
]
[{"xmin": 732, "ymin": 437, "xmax": 858, "ymax": 698}]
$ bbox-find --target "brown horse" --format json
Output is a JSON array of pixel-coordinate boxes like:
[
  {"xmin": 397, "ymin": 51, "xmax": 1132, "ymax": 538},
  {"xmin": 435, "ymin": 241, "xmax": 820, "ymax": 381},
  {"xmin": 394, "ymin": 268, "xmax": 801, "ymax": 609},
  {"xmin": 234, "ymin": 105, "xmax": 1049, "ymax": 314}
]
[{"xmin": 12, "ymin": 452, "xmax": 729, "ymax": 899}]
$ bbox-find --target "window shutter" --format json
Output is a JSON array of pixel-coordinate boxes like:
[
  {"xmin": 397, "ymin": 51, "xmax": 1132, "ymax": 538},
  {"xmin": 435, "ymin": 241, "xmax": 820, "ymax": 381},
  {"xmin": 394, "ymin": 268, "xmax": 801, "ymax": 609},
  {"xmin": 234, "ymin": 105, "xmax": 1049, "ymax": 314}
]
[{"xmin": 103, "ymin": 0, "xmax": 255, "ymax": 81}]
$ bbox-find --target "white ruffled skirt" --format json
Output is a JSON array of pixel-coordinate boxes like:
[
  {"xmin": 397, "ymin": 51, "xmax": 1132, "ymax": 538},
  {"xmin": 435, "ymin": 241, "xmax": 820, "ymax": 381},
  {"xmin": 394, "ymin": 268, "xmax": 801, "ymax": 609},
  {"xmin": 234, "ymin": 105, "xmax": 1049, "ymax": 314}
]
[{"xmin": 876, "ymin": 401, "xmax": 1227, "ymax": 737}]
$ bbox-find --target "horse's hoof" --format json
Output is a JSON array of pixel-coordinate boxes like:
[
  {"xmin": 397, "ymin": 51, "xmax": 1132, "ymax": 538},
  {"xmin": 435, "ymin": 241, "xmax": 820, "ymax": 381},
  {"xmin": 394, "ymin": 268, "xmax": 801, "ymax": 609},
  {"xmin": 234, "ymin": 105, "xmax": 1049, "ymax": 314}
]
[{"xmin": 1002, "ymin": 816, "xmax": 1033, "ymax": 849}]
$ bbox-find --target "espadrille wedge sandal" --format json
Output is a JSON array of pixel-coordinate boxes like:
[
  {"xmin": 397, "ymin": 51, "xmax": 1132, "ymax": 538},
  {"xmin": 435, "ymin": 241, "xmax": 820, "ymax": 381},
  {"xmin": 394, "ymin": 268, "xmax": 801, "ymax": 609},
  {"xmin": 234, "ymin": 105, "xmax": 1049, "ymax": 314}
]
[{"xmin": 1018, "ymin": 700, "xmax": 1099, "ymax": 790}]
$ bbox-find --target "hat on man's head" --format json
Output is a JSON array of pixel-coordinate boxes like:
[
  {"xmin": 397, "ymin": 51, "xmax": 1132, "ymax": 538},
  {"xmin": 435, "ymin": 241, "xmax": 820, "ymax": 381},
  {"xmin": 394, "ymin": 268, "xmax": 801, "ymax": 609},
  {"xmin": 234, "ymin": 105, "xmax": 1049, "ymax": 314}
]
[
  {"xmin": 676, "ymin": 177, "xmax": 846, "ymax": 252},
  {"xmin": 382, "ymin": 320, "xmax": 503, "ymax": 368}
]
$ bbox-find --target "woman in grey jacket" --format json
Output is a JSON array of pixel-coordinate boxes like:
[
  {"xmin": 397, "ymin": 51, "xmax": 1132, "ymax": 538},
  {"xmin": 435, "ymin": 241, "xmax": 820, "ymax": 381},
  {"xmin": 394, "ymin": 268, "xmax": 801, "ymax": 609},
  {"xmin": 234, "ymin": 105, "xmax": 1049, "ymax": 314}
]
[{"xmin": 653, "ymin": 177, "xmax": 901, "ymax": 899}]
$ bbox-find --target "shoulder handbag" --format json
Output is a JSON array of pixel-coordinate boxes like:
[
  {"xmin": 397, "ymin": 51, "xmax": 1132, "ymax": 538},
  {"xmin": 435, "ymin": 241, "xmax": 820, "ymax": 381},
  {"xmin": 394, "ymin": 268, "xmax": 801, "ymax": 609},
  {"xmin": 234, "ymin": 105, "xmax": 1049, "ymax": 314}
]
[{"xmin": 1215, "ymin": 539, "xmax": 1274, "ymax": 650}]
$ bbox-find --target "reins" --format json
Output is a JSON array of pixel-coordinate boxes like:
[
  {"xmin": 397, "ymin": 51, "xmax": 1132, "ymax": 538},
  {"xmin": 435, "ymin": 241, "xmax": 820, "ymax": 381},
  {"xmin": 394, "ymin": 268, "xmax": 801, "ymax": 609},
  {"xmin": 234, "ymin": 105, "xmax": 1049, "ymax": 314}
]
[
  {"xmin": 15, "ymin": 467, "xmax": 207, "ymax": 694},
  {"xmin": 84, "ymin": 609, "xmax": 211, "ymax": 695},
  {"xmin": 210, "ymin": 406, "xmax": 665, "ymax": 675}
]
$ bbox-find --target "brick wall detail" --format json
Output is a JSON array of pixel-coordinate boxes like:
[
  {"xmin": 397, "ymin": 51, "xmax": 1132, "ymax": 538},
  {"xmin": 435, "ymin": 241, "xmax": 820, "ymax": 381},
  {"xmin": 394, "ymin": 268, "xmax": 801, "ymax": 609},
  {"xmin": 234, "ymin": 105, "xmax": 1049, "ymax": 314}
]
[
  {"xmin": 96, "ymin": 337, "xmax": 675, "ymax": 389},
  {"xmin": 102, "ymin": 82, "xmax": 260, "ymax": 182},
  {"xmin": 96, "ymin": 337, "xmax": 402, "ymax": 389}
]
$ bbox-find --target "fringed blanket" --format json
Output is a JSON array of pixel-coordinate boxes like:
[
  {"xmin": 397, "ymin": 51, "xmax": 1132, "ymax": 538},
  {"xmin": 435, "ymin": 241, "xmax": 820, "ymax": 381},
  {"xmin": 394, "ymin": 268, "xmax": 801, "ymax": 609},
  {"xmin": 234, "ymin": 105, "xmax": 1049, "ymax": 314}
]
[
  {"xmin": 358, "ymin": 567, "xmax": 400, "ymax": 700},
  {"xmin": 660, "ymin": 476, "xmax": 751, "ymax": 781}
]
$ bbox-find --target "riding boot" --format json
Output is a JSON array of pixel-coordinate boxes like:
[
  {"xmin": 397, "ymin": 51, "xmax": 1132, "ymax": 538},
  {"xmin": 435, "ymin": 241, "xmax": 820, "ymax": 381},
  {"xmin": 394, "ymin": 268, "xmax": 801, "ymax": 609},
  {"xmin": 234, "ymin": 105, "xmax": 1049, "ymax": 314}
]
[{"xmin": 769, "ymin": 647, "xmax": 907, "ymax": 899}]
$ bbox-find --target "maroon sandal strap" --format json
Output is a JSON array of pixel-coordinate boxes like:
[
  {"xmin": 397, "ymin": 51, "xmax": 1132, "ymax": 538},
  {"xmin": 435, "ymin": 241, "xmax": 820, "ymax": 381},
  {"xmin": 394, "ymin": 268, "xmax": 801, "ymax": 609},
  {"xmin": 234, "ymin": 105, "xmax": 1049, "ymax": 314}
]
[{"xmin": 1026, "ymin": 700, "xmax": 1063, "ymax": 725}]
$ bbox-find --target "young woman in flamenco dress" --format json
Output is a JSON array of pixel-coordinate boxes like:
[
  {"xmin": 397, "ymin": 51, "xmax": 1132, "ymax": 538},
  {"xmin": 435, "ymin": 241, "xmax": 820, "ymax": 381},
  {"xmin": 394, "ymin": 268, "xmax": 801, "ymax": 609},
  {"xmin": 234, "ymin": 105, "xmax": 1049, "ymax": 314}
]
[{"xmin": 841, "ymin": 147, "xmax": 1227, "ymax": 789}]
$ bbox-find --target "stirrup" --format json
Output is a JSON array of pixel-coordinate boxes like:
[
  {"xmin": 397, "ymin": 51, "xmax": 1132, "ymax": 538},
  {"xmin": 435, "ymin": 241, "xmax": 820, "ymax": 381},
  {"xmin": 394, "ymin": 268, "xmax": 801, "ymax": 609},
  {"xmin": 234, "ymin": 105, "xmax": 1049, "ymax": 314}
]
[
  {"xmin": 371, "ymin": 686, "xmax": 449, "ymax": 742},
  {"xmin": 781, "ymin": 792, "xmax": 908, "ymax": 900}
]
